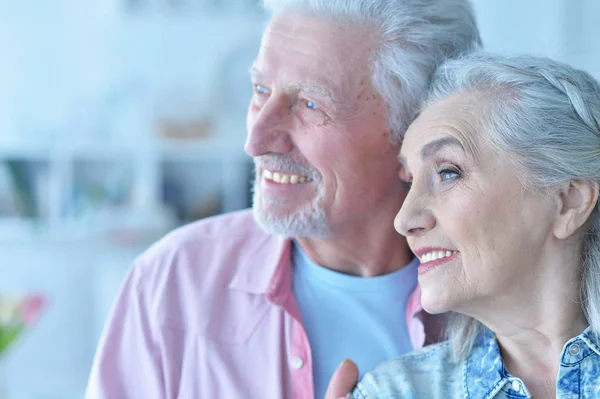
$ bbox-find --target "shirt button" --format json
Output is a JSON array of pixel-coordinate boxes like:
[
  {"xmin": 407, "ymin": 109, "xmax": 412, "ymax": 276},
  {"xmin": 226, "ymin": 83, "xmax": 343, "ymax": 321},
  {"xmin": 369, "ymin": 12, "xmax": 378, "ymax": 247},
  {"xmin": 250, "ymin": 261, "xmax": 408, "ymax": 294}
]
[
  {"xmin": 291, "ymin": 356, "xmax": 304, "ymax": 369},
  {"xmin": 569, "ymin": 343, "xmax": 581, "ymax": 356},
  {"xmin": 511, "ymin": 381, "xmax": 521, "ymax": 391}
]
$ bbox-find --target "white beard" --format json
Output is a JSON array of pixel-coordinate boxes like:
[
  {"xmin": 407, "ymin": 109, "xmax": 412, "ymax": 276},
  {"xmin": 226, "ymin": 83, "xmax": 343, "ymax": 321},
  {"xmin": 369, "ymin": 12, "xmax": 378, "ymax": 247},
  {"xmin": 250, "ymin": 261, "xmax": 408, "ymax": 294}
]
[{"xmin": 250, "ymin": 156, "xmax": 332, "ymax": 238}]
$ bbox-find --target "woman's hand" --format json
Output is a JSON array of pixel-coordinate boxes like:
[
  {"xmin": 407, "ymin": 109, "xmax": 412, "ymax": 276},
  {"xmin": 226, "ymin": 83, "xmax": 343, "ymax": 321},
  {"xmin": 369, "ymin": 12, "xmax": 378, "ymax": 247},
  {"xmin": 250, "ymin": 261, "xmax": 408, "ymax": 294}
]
[{"xmin": 324, "ymin": 359, "xmax": 359, "ymax": 399}]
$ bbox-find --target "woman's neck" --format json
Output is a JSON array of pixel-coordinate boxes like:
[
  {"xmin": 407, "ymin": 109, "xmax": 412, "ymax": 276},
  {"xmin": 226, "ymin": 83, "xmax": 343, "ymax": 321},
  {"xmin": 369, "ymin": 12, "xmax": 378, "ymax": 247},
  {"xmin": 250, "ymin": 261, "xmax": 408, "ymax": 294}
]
[
  {"xmin": 496, "ymin": 311, "xmax": 587, "ymax": 397},
  {"xmin": 471, "ymin": 295, "xmax": 587, "ymax": 398},
  {"xmin": 462, "ymin": 249, "xmax": 588, "ymax": 397}
]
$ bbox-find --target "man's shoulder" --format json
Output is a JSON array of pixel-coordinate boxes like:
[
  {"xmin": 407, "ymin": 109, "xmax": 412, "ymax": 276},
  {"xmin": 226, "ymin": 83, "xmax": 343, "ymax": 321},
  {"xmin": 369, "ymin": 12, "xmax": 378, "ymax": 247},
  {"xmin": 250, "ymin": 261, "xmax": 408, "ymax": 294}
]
[
  {"xmin": 136, "ymin": 209, "xmax": 273, "ymax": 268},
  {"xmin": 130, "ymin": 209, "xmax": 285, "ymax": 296},
  {"xmin": 159, "ymin": 208, "xmax": 266, "ymax": 245},
  {"xmin": 355, "ymin": 341, "xmax": 464, "ymax": 397},
  {"xmin": 126, "ymin": 209, "xmax": 289, "ymax": 339}
]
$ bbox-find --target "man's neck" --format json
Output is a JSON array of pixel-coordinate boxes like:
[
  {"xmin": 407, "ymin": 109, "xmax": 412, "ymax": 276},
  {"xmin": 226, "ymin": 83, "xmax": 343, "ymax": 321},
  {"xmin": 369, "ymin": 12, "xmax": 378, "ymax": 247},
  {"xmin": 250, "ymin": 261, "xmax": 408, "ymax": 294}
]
[{"xmin": 296, "ymin": 226, "xmax": 413, "ymax": 277}]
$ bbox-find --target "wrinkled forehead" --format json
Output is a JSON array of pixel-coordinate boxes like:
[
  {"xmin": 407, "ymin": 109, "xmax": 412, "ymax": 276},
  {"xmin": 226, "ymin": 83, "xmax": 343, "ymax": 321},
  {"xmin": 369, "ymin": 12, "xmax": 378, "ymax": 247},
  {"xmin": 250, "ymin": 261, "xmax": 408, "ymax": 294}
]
[
  {"xmin": 265, "ymin": 12, "xmax": 350, "ymax": 40},
  {"xmin": 258, "ymin": 12, "xmax": 377, "ymax": 90},
  {"xmin": 401, "ymin": 92, "xmax": 487, "ymax": 161},
  {"xmin": 263, "ymin": 12, "xmax": 375, "ymax": 55}
]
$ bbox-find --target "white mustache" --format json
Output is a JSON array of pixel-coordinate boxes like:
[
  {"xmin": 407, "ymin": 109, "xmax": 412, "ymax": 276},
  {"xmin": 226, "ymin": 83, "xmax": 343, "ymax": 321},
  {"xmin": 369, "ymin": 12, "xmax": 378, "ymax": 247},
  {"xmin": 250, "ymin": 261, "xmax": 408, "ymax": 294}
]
[{"xmin": 253, "ymin": 155, "xmax": 319, "ymax": 179}]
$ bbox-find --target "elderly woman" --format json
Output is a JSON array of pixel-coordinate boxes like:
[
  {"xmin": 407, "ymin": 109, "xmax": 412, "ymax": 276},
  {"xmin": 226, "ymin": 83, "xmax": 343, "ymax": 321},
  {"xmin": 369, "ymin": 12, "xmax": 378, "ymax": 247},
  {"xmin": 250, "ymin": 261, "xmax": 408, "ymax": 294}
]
[{"xmin": 328, "ymin": 51, "xmax": 600, "ymax": 398}]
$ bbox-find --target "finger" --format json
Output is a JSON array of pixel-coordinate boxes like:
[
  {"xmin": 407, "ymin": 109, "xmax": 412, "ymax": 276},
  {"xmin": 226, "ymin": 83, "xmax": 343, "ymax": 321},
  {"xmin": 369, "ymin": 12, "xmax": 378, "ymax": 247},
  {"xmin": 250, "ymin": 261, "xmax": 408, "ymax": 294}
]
[{"xmin": 324, "ymin": 358, "xmax": 359, "ymax": 399}]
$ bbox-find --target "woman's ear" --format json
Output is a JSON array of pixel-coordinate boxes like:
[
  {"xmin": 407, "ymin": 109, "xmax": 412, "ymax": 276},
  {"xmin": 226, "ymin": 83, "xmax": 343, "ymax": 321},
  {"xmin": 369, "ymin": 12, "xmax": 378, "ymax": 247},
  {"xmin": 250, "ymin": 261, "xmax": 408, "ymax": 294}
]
[{"xmin": 553, "ymin": 179, "xmax": 599, "ymax": 239}]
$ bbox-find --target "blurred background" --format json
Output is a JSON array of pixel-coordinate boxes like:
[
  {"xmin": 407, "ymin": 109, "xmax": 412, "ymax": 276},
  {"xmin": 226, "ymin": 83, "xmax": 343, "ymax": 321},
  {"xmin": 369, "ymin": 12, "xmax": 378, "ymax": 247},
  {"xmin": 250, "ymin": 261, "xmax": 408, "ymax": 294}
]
[{"xmin": 0, "ymin": 0, "xmax": 598, "ymax": 397}]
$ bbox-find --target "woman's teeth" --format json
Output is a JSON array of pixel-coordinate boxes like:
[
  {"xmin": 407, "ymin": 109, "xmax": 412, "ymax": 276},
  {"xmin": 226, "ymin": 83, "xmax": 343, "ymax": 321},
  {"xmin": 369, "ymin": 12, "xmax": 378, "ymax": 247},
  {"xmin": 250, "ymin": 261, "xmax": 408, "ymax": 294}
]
[{"xmin": 420, "ymin": 250, "xmax": 458, "ymax": 263}]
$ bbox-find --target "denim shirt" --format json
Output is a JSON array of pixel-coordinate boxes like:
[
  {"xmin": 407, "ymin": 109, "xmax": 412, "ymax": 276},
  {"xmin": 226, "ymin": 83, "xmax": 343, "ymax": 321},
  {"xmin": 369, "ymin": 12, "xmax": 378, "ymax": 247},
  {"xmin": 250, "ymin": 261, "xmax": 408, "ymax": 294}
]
[{"xmin": 350, "ymin": 327, "xmax": 600, "ymax": 398}]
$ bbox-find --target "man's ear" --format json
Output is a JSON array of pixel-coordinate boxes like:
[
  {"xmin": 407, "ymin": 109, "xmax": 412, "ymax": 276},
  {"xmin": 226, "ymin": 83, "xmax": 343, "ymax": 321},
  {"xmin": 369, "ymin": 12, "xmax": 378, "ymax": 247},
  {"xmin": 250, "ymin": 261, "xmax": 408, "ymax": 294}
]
[{"xmin": 553, "ymin": 179, "xmax": 599, "ymax": 239}]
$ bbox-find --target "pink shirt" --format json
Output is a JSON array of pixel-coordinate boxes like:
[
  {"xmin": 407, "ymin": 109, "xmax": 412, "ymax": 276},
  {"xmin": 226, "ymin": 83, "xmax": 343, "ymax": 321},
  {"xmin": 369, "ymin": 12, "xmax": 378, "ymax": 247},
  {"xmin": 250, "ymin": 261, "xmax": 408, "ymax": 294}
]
[{"xmin": 86, "ymin": 210, "xmax": 440, "ymax": 399}]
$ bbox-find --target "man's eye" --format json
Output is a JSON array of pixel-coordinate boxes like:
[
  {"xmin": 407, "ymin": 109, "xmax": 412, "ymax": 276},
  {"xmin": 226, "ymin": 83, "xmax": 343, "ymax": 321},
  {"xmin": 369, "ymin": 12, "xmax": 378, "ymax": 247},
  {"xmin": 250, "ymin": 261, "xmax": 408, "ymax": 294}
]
[
  {"xmin": 439, "ymin": 168, "xmax": 459, "ymax": 181},
  {"xmin": 254, "ymin": 84, "xmax": 269, "ymax": 95},
  {"xmin": 305, "ymin": 100, "xmax": 318, "ymax": 109}
]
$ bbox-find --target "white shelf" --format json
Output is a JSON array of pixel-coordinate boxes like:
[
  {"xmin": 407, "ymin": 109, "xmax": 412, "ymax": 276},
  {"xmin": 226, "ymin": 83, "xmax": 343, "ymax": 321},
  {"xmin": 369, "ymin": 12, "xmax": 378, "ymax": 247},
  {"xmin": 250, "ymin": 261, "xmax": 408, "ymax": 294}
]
[
  {"xmin": 0, "ymin": 137, "xmax": 247, "ymax": 161},
  {"xmin": 0, "ymin": 215, "xmax": 175, "ymax": 244},
  {"xmin": 159, "ymin": 138, "xmax": 246, "ymax": 161},
  {"xmin": 0, "ymin": 136, "xmax": 252, "ymax": 243},
  {"xmin": 0, "ymin": 143, "xmax": 56, "ymax": 160}
]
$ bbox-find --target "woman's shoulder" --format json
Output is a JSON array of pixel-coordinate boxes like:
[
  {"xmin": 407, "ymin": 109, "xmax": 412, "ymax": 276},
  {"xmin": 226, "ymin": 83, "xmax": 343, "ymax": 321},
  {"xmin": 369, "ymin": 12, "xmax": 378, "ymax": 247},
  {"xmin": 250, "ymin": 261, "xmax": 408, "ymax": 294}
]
[{"xmin": 352, "ymin": 341, "xmax": 465, "ymax": 398}]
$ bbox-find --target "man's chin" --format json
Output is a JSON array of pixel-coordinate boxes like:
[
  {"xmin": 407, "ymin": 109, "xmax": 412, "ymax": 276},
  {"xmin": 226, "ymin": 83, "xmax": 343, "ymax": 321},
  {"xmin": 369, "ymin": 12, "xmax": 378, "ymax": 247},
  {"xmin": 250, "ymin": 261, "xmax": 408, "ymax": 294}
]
[
  {"xmin": 252, "ymin": 206, "xmax": 301, "ymax": 236},
  {"xmin": 251, "ymin": 205, "xmax": 332, "ymax": 238}
]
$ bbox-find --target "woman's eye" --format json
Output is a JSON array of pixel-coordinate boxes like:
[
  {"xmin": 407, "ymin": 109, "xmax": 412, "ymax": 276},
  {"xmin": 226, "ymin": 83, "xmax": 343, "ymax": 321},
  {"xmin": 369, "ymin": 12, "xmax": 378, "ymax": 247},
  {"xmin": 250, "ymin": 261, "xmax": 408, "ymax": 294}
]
[
  {"xmin": 305, "ymin": 100, "xmax": 318, "ymax": 110},
  {"xmin": 439, "ymin": 168, "xmax": 459, "ymax": 181},
  {"xmin": 254, "ymin": 84, "xmax": 269, "ymax": 95}
]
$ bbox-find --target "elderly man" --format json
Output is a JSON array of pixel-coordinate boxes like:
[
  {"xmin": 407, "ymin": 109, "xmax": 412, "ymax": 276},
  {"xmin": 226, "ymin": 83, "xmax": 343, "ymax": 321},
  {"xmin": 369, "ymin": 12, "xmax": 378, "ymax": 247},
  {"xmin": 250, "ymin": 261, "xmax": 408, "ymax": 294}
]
[{"xmin": 86, "ymin": 1, "xmax": 481, "ymax": 398}]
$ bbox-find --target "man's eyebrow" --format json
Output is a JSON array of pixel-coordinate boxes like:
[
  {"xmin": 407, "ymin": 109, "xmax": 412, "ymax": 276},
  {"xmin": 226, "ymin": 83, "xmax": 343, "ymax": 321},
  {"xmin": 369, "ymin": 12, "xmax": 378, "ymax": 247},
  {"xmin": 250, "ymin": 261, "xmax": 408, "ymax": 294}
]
[
  {"xmin": 249, "ymin": 66, "xmax": 263, "ymax": 78},
  {"xmin": 288, "ymin": 83, "xmax": 335, "ymax": 102},
  {"xmin": 248, "ymin": 68, "xmax": 336, "ymax": 104}
]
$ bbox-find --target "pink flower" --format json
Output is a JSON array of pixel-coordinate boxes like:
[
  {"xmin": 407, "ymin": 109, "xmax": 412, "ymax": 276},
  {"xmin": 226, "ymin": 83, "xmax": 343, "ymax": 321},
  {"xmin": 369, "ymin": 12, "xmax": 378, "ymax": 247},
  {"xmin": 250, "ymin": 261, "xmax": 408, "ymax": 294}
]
[
  {"xmin": 19, "ymin": 294, "xmax": 46, "ymax": 327},
  {"xmin": 0, "ymin": 293, "xmax": 47, "ymax": 356}
]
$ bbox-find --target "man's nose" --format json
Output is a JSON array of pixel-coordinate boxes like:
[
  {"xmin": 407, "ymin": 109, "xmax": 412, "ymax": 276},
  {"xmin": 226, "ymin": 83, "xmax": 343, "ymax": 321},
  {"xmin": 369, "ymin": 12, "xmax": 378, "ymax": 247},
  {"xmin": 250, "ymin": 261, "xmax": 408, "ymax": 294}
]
[
  {"xmin": 245, "ymin": 96, "xmax": 294, "ymax": 157},
  {"xmin": 394, "ymin": 187, "xmax": 436, "ymax": 237}
]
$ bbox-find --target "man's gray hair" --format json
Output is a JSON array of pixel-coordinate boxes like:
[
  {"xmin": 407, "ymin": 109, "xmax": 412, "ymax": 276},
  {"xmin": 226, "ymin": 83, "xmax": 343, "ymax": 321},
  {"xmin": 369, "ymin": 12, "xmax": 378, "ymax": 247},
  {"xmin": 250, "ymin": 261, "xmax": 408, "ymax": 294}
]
[
  {"xmin": 424, "ymin": 51, "xmax": 600, "ymax": 361},
  {"xmin": 261, "ymin": 0, "xmax": 482, "ymax": 143}
]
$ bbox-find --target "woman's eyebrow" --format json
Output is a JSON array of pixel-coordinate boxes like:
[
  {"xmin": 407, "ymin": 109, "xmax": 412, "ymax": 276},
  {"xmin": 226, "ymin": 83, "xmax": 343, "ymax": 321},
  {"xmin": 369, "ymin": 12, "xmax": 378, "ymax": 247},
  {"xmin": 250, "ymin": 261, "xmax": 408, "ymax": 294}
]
[
  {"xmin": 397, "ymin": 136, "xmax": 465, "ymax": 166},
  {"xmin": 420, "ymin": 137, "xmax": 465, "ymax": 159}
]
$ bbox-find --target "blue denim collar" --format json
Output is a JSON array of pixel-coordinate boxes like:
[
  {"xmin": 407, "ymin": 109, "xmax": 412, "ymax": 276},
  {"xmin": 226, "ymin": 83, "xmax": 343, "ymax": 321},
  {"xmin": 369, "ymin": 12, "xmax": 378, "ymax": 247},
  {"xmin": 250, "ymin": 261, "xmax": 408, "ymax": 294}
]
[
  {"xmin": 561, "ymin": 326, "xmax": 600, "ymax": 366},
  {"xmin": 465, "ymin": 326, "xmax": 599, "ymax": 399},
  {"xmin": 464, "ymin": 328, "xmax": 530, "ymax": 398},
  {"xmin": 581, "ymin": 326, "xmax": 600, "ymax": 354},
  {"xmin": 464, "ymin": 329, "xmax": 504, "ymax": 399}
]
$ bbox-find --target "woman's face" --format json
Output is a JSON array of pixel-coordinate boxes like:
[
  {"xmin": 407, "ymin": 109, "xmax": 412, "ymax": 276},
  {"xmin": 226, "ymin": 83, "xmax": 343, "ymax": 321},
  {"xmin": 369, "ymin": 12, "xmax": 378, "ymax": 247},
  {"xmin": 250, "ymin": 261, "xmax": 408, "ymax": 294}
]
[{"xmin": 395, "ymin": 93, "xmax": 558, "ymax": 315}]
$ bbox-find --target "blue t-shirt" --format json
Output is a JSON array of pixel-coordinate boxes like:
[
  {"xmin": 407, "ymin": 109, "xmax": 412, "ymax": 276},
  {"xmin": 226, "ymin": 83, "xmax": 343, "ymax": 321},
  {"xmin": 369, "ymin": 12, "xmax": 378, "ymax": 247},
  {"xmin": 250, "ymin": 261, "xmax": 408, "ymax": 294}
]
[{"xmin": 292, "ymin": 242, "xmax": 419, "ymax": 399}]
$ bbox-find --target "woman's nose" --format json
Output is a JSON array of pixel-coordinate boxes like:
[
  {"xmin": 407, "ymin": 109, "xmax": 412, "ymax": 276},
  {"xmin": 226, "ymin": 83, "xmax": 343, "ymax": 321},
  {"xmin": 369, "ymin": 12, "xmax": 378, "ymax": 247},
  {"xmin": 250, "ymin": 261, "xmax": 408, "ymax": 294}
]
[{"xmin": 394, "ymin": 190, "xmax": 436, "ymax": 237}]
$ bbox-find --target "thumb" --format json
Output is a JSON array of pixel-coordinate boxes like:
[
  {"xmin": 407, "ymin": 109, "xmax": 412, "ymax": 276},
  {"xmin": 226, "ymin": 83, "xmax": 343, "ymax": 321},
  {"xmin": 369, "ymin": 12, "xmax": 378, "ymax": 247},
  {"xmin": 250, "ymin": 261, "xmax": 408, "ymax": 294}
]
[{"xmin": 324, "ymin": 358, "xmax": 359, "ymax": 399}]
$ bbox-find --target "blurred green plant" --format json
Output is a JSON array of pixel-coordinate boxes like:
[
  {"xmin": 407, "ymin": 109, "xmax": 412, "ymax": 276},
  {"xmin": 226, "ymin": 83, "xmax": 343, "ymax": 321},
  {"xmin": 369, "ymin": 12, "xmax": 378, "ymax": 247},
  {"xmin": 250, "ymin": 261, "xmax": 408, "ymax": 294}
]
[{"xmin": 0, "ymin": 294, "xmax": 46, "ymax": 356}]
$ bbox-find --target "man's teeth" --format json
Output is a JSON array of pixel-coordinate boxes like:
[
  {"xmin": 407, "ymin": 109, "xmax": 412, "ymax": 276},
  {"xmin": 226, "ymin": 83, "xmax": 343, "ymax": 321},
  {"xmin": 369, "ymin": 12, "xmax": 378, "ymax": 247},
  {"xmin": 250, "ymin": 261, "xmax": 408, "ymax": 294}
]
[
  {"xmin": 263, "ymin": 169, "xmax": 311, "ymax": 184},
  {"xmin": 420, "ymin": 250, "xmax": 458, "ymax": 263}
]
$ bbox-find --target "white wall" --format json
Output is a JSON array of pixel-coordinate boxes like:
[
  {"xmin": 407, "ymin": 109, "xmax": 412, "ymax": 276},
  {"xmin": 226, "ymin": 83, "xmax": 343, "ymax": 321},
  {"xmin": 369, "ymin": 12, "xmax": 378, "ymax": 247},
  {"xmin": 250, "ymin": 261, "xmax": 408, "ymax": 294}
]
[
  {"xmin": 563, "ymin": 0, "xmax": 600, "ymax": 79},
  {"xmin": 471, "ymin": 0, "xmax": 600, "ymax": 79},
  {"xmin": 0, "ymin": 0, "xmax": 264, "ymax": 147},
  {"xmin": 0, "ymin": 0, "xmax": 118, "ymax": 144}
]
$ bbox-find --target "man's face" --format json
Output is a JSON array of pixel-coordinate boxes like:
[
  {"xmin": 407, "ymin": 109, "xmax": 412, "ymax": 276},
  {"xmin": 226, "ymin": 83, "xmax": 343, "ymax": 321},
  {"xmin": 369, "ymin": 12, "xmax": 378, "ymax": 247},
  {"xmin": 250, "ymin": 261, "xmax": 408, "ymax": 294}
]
[{"xmin": 246, "ymin": 12, "xmax": 404, "ymax": 237}]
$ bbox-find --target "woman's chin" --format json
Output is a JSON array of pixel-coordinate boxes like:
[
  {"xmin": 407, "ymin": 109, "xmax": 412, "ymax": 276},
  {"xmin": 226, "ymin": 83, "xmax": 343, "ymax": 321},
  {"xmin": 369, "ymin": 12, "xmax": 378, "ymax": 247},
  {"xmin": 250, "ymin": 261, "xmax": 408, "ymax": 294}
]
[{"xmin": 420, "ymin": 287, "xmax": 453, "ymax": 315}]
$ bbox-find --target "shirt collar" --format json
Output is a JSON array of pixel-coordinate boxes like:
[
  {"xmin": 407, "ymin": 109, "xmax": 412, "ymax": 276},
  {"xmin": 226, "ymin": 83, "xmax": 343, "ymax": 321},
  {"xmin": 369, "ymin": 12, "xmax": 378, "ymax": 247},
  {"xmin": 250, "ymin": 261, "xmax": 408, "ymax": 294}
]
[
  {"xmin": 228, "ymin": 233, "xmax": 292, "ymax": 297},
  {"xmin": 581, "ymin": 327, "xmax": 600, "ymax": 354},
  {"xmin": 463, "ymin": 328, "xmax": 508, "ymax": 398},
  {"xmin": 465, "ymin": 326, "xmax": 600, "ymax": 399},
  {"xmin": 562, "ymin": 326, "xmax": 600, "ymax": 365}
]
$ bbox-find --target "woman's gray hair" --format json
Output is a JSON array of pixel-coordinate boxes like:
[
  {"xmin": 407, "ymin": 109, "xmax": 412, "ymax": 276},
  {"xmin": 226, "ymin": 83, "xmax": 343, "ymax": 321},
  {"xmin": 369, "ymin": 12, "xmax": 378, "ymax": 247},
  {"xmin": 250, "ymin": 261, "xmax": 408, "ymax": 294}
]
[
  {"xmin": 261, "ymin": 0, "xmax": 482, "ymax": 144},
  {"xmin": 424, "ymin": 51, "xmax": 600, "ymax": 361}
]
